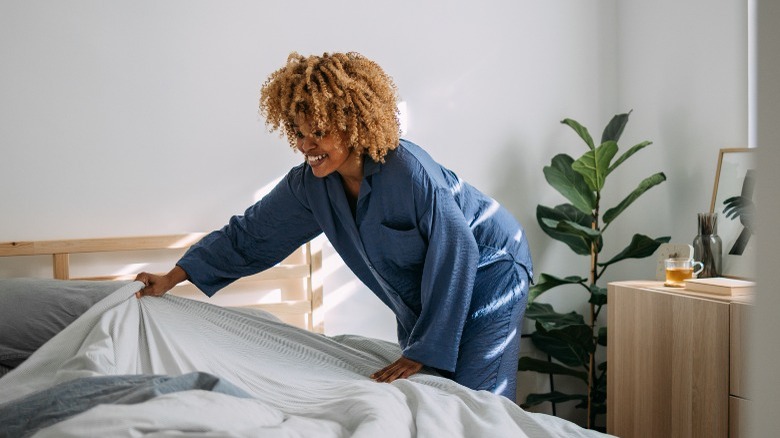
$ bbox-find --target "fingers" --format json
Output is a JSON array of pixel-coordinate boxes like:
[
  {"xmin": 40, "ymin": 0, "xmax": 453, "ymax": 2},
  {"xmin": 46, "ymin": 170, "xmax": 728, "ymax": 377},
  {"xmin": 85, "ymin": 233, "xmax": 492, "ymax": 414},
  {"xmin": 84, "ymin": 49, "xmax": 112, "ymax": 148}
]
[
  {"xmin": 372, "ymin": 365, "xmax": 413, "ymax": 383},
  {"xmin": 370, "ymin": 357, "xmax": 423, "ymax": 383},
  {"xmin": 370, "ymin": 364, "xmax": 394, "ymax": 381},
  {"xmin": 134, "ymin": 272, "xmax": 149, "ymax": 299},
  {"xmin": 133, "ymin": 272, "xmax": 166, "ymax": 299}
]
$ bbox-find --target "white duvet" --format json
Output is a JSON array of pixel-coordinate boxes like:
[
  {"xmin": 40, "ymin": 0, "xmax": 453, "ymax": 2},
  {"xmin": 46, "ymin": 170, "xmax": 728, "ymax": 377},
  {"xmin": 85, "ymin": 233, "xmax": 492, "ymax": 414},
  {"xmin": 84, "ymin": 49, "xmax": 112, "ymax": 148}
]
[{"xmin": 0, "ymin": 282, "xmax": 609, "ymax": 437}]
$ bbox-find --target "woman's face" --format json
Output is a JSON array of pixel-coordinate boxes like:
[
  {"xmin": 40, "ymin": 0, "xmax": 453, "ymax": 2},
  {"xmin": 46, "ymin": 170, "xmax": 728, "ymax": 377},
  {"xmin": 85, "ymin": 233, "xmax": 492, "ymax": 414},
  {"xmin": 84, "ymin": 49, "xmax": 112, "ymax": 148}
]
[{"xmin": 293, "ymin": 117, "xmax": 358, "ymax": 179}]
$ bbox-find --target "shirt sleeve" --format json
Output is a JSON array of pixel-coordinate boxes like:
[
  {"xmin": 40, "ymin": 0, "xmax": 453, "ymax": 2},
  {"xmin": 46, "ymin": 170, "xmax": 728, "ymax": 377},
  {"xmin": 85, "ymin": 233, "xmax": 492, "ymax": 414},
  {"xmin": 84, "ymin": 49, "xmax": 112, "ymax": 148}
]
[
  {"xmin": 401, "ymin": 187, "xmax": 479, "ymax": 372},
  {"xmin": 177, "ymin": 165, "xmax": 322, "ymax": 297}
]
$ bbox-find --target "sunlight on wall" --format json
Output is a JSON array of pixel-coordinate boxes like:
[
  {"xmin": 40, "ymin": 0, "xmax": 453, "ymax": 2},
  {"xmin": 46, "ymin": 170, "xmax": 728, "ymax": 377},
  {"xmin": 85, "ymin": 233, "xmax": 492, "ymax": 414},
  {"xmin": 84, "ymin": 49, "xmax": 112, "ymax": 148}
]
[
  {"xmin": 320, "ymin": 242, "xmax": 361, "ymax": 316},
  {"xmin": 398, "ymin": 101, "xmax": 409, "ymax": 136},
  {"xmin": 109, "ymin": 262, "xmax": 149, "ymax": 278},
  {"xmin": 320, "ymin": 248, "xmax": 345, "ymax": 279},
  {"xmin": 250, "ymin": 289, "xmax": 282, "ymax": 304},
  {"xmin": 322, "ymin": 278, "xmax": 362, "ymax": 315},
  {"xmin": 254, "ymin": 174, "xmax": 287, "ymax": 203},
  {"xmin": 168, "ymin": 233, "xmax": 207, "ymax": 249}
]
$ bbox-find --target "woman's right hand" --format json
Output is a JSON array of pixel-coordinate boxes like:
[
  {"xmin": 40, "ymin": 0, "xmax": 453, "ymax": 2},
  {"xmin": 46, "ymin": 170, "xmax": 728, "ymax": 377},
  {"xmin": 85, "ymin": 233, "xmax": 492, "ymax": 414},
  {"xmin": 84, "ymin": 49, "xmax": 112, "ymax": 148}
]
[{"xmin": 134, "ymin": 266, "xmax": 188, "ymax": 299}]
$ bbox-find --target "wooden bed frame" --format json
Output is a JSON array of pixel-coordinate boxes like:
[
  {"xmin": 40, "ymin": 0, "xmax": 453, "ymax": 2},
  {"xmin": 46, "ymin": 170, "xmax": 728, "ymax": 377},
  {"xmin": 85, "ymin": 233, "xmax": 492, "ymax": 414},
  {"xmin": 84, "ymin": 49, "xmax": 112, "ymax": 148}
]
[{"xmin": 0, "ymin": 234, "xmax": 323, "ymax": 333}]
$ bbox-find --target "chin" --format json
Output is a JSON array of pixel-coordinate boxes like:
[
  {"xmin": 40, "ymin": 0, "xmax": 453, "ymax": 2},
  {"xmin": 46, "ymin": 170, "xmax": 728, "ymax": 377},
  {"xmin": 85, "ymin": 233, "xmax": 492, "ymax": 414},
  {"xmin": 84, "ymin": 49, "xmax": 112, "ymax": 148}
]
[{"xmin": 310, "ymin": 167, "xmax": 333, "ymax": 178}]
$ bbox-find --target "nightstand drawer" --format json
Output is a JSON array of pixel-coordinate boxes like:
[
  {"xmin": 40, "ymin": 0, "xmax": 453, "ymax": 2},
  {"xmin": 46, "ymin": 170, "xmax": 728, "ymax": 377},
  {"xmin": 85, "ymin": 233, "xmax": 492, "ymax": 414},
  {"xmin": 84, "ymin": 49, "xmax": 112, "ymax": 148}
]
[
  {"xmin": 607, "ymin": 281, "xmax": 754, "ymax": 438},
  {"xmin": 730, "ymin": 302, "xmax": 752, "ymax": 398},
  {"xmin": 729, "ymin": 396, "xmax": 749, "ymax": 437},
  {"xmin": 607, "ymin": 282, "xmax": 730, "ymax": 437}
]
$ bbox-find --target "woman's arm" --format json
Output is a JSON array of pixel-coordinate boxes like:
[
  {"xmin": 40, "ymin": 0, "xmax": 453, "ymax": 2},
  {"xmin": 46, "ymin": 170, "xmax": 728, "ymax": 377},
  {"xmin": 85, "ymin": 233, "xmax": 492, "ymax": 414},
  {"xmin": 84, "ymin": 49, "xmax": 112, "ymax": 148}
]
[{"xmin": 135, "ymin": 164, "xmax": 321, "ymax": 299}]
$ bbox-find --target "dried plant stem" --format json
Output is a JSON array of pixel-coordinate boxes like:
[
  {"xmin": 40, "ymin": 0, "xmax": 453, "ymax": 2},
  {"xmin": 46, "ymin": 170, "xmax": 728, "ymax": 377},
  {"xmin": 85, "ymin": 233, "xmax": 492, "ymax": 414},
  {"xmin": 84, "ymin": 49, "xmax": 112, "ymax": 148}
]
[{"xmin": 697, "ymin": 213, "xmax": 720, "ymax": 277}]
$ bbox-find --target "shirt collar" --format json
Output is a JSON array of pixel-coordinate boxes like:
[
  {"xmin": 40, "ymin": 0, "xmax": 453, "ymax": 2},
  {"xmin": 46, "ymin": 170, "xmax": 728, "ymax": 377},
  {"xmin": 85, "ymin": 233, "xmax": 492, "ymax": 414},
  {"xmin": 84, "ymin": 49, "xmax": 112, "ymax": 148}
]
[{"xmin": 363, "ymin": 156, "xmax": 381, "ymax": 178}]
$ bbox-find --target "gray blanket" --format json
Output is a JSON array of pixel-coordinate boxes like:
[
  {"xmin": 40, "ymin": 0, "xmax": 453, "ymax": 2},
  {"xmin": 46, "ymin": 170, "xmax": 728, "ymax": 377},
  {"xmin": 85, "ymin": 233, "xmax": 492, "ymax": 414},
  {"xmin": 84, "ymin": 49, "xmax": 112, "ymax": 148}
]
[{"xmin": 0, "ymin": 372, "xmax": 249, "ymax": 438}]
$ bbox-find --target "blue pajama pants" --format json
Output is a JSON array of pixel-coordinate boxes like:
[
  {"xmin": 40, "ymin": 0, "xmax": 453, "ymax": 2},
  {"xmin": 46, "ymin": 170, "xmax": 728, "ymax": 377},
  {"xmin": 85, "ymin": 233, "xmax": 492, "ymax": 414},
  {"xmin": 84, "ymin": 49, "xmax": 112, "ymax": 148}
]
[{"xmin": 437, "ymin": 260, "xmax": 529, "ymax": 402}]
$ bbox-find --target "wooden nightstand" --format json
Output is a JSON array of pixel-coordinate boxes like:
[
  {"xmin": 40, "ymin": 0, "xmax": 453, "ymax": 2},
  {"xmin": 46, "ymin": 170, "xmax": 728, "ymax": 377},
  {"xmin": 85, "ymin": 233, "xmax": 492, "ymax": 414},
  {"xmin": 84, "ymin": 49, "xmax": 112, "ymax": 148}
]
[{"xmin": 607, "ymin": 281, "xmax": 753, "ymax": 437}]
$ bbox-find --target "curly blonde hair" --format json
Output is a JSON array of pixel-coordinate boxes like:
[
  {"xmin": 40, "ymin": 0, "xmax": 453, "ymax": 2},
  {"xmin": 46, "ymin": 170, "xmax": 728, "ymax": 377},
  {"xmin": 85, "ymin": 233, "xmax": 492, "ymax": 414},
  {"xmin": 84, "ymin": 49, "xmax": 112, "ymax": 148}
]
[{"xmin": 259, "ymin": 52, "xmax": 400, "ymax": 163}]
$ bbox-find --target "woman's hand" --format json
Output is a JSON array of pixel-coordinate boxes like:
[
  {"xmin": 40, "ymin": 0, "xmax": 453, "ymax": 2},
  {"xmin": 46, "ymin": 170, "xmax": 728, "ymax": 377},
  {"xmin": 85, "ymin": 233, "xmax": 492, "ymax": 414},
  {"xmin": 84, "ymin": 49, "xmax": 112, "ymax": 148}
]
[
  {"xmin": 134, "ymin": 266, "xmax": 188, "ymax": 299},
  {"xmin": 370, "ymin": 356, "xmax": 423, "ymax": 383}
]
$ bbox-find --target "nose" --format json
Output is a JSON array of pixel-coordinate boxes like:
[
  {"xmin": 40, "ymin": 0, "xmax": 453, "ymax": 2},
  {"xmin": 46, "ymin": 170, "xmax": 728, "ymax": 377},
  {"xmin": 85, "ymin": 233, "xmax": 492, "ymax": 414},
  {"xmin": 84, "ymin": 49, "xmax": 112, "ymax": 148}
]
[{"xmin": 299, "ymin": 136, "xmax": 316, "ymax": 152}]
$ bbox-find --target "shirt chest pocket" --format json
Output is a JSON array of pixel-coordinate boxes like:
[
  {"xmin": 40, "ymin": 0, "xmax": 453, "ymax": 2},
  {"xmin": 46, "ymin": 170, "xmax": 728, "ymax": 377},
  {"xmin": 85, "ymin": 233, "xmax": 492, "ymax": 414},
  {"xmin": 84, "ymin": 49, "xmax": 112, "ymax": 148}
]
[{"xmin": 376, "ymin": 223, "xmax": 427, "ymax": 270}]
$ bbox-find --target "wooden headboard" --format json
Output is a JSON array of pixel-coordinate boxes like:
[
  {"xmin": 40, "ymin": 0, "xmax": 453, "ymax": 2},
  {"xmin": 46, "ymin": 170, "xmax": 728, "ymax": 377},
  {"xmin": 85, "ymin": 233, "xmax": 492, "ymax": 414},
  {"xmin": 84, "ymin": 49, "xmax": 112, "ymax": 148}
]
[{"xmin": 0, "ymin": 234, "xmax": 323, "ymax": 333}]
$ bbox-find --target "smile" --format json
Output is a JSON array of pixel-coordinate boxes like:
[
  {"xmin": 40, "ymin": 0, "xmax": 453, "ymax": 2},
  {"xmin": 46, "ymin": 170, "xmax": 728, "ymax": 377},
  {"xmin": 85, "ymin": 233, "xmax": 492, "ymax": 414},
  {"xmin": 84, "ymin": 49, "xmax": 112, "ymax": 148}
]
[{"xmin": 306, "ymin": 154, "xmax": 327, "ymax": 165}]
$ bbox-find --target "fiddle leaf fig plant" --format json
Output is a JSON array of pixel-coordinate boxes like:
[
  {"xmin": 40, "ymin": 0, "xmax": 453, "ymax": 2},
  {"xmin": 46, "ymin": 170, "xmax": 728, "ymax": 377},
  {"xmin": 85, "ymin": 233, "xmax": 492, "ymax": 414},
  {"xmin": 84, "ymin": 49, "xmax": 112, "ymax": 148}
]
[{"xmin": 519, "ymin": 111, "xmax": 669, "ymax": 430}]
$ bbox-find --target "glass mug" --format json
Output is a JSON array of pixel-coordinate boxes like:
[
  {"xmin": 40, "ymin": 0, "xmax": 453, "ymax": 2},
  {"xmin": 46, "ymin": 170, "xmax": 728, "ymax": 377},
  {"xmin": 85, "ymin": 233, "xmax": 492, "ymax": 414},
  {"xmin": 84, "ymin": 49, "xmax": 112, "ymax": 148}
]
[{"xmin": 664, "ymin": 257, "xmax": 704, "ymax": 287}]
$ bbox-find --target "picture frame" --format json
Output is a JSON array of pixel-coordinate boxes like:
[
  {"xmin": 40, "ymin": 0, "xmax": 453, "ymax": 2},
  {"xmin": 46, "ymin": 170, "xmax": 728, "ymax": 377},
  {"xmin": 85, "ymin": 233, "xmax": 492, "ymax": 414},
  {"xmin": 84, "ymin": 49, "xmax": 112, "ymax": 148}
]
[{"xmin": 709, "ymin": 147, "xmax": 757, "ymax": 279}]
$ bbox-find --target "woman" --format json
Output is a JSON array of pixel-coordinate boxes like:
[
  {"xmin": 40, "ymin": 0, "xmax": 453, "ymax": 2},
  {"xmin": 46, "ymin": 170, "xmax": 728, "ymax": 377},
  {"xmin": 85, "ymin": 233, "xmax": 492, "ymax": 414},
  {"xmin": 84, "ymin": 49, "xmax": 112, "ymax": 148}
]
[{"xmin": 135, "ymin": 52, "xmax": 533, "ymax": 402}]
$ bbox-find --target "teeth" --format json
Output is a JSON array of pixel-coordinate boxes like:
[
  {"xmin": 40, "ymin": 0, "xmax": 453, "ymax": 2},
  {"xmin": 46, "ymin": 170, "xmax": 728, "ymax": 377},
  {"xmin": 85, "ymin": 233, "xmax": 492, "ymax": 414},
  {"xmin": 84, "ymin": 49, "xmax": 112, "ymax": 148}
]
[{"xmin": 307, "ymin": 154, "xmax": 326, "ymax": 163}]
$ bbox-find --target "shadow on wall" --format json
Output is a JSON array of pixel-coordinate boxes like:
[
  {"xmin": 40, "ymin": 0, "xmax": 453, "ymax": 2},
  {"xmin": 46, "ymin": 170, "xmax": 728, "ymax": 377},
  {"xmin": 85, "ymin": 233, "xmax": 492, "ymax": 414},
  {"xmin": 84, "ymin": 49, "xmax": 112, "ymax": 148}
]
[{"xmin": 488, "ymin": 137, "xmax": 539, "ymax": 243}]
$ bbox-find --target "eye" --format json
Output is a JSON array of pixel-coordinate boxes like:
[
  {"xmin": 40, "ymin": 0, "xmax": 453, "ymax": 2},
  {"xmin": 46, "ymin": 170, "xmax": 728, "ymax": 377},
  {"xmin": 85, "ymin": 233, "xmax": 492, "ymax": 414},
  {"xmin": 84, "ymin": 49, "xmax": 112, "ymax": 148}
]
[
  {"xmin": 313, "ymin": 131, "xmax": 324, "ymax": 138},
  {"xmin": 295, "ymin": 131, "xmax": 304, "ymax": 139}
]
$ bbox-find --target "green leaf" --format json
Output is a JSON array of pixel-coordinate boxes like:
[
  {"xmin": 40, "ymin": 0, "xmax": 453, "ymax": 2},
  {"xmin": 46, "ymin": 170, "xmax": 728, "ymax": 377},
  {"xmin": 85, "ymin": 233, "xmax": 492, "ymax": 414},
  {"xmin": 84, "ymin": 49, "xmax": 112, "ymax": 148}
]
[
  {"xmin": 591, "ymin": 364, "xmax": 608, "ymax": 408},
  {"xmin": 531, "ymin": 321, "xmax": 594, "ymax": 367},
  {"xmin": 551, "ymin": 219, "xmax": 602, "ymax": 238},
  {"xmin": 539, "ymin": 217, "xmax": 603, "ymax": 256},
  {"xmin": 581, "ymin": 398, "xmax": 608, "ymax": 415},
  {"xmin": 522, "ymin": 391, "xmax": 588, "ymax": 408},
  {"xmin": 517, "ymin": 357, "xmax": 588, "ymax": 383},
  {"xmin": 602, "ymin": 172, "xmax": 667, "ymax": 225},
  {"xmin": 589, "ymin": 285, "xmax": 607, "ymax": 306},
  {"xmin": 598, "ymin": 234, "xmax": 672, "ymax": 267},
  {"xmin": 600, "ymin": 111, "xmax": 632, "ymax": 144},
  {"xmin": 593, "ymin": 403, "xmax": 607, "ymax": 415},
  {"xmin": 607, "ymin": 141, "xmax": 652, "ymax": 176},
  {"xmin": 543, "ymin": 154, "xmax": 595, "ymax": 214},
  {"xmin": 598, "ymin": 327, "xmax": 607, "ymax": 347},
  {"xmin": 525, "ymin": 302, "xmax": 586, "ymax": 330},
  {"xmin": 537, "ymin": 204, "xmax": 600, "ymax": 255},
  {"xmin": 528, "ymin": 273, "xmax": 587, "ymax": 303},
  {"xmin": 572, "ymin": 141, "xmax": 619, "ymax": 192},
  {"xmin": 561, "ymin": 118, "xmax": 595, "ymax": 150}
]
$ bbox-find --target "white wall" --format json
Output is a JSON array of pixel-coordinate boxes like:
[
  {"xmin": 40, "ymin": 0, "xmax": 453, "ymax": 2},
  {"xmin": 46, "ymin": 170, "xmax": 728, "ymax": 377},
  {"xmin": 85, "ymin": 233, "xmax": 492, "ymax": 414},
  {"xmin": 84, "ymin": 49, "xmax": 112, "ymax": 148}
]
[
  {"xmin": 612, "ymin": 0, "xmax": 748, "ymax": 282},
  {"xmin": 0, "ymin": 0, "xmax": 752, "ymax": 428},
  {"xmin": 0, "ymin": 3, "xmax": 618, "ymax": 335}
]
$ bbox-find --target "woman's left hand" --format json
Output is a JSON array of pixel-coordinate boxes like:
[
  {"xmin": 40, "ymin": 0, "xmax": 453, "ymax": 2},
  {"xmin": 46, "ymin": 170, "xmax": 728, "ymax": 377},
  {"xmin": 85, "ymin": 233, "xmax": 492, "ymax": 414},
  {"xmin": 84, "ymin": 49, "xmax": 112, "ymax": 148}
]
[{"xmin": 370, "ymin": 356, "xmax": 423, "ymax": 383}]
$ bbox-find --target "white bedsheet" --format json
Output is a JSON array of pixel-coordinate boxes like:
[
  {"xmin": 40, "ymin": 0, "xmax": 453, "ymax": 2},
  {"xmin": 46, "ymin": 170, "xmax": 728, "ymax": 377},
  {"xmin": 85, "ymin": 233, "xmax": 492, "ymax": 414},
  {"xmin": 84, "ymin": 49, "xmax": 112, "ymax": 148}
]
[{"xmin": 0, "ymin": 282, "xmax": 610, "ymax": 437}]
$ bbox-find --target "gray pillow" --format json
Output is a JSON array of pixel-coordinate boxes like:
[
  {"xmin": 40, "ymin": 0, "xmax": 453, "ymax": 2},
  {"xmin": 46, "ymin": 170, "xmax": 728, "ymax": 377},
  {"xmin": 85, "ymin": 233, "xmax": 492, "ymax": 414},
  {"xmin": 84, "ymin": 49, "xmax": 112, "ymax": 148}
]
[{"xmin": 0, "ymin": 278, "xmax": 130, "ymax": 368}]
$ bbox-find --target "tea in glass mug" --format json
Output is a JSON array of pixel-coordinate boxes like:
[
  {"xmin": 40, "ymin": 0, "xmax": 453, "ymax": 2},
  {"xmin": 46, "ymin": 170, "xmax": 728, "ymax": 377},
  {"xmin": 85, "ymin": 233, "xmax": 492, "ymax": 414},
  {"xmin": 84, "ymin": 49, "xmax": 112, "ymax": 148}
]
[{"xmin": 664, "ymin": 257, "xmax": 704, "ymax": 287}]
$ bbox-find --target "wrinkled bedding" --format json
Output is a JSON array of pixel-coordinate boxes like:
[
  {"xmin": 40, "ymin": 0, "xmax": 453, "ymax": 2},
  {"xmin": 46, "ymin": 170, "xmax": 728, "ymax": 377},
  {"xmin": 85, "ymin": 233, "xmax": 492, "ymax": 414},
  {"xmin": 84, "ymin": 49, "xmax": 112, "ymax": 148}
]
[
  {"xmin": 0, "ymin": 282, "xmax": 610, "ymax": 437},
  {"xmin": 0, "ymin": 372, "xmax": 249, "ymax": 437}
]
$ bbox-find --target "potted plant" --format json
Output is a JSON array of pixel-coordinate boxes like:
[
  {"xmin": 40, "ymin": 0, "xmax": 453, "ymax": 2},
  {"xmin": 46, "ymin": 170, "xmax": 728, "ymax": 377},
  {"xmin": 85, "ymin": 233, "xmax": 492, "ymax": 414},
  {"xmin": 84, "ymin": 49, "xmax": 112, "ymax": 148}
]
[{"xmin": 518, "ymin": 111, "xmax": 669, "ymax": 430}]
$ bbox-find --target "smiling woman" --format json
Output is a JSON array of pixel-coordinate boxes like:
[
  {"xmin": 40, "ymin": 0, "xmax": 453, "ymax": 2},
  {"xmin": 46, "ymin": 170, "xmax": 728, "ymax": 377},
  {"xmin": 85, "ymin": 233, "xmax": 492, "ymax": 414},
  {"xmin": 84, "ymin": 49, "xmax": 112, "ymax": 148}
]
[
  {"xmin": 259, "ymin": 52, "xmax": 401, "ymax": 164},
  {"xmin": 133, "ymin": 51, "xmax": 534, "ymax": 403},
  {"xmin": 292, "ymin": 117, "xmax": 360, "ymax": 199}
]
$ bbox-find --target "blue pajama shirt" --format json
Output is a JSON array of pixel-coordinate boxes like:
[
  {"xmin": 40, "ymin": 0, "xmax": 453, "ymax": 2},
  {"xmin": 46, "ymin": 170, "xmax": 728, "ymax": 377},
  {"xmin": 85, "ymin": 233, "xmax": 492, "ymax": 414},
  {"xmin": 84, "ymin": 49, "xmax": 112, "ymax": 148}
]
[{"xmin": 178, "ymin": 139, "xmax": 533, "ymax": 399}]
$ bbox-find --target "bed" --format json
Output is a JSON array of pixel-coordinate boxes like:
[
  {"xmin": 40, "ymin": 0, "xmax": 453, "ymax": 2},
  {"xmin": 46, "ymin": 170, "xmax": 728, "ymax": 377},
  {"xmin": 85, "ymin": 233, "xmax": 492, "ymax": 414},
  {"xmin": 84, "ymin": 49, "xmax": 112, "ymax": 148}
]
[{"xmin": 0, "ymin": 234, "xmax": 611, "ymax": 437}]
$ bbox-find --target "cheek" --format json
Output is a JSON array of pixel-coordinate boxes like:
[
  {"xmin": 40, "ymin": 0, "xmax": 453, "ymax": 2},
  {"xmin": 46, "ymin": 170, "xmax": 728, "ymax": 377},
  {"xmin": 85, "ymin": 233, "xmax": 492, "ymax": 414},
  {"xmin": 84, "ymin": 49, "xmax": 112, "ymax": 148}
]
[{"xmin": 329, "ymin": 138, "xmax": 347, "ymax": 154}]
